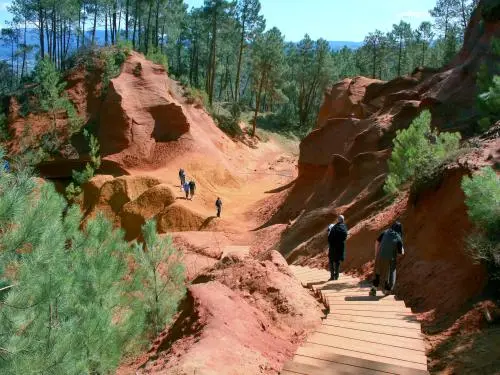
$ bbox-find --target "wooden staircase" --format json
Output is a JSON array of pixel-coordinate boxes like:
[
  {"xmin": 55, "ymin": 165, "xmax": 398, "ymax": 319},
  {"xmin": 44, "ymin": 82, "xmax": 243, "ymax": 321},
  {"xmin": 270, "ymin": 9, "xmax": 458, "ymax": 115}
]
[{"xmin": 282, "ymin": 265, "xmax": 428, "ymax": 375}]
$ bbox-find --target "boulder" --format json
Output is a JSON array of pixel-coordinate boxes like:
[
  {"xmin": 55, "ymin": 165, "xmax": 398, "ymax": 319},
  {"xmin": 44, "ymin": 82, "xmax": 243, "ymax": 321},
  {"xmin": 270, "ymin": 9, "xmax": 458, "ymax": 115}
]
[{"xmin": 120, "ymin": 183, "xmax": 176, "ymax": 239}]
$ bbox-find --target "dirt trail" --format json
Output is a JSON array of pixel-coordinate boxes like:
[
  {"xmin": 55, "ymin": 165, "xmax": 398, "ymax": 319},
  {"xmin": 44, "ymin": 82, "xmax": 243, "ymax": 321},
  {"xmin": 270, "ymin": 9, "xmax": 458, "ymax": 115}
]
[{"xmin": 123, "ymin": 133, "xmax": 298, "ymax": 268}]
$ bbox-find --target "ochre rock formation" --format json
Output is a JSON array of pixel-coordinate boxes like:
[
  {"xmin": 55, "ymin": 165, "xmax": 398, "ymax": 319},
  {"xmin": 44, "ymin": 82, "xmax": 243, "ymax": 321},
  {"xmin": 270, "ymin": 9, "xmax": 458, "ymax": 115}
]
[
  {"xmin": 99, "ymin": 52, "xmax": 190, "ymax": 163},
  {"xmin": 137, "ymin": 250, "xmax": 323, "ymax": 374}
]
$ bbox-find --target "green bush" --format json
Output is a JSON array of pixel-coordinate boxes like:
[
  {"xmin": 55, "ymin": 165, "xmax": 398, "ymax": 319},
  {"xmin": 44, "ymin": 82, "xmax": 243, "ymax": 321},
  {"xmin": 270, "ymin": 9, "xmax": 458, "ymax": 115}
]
[
  {"xmin": 65, "ymin": 129, "xmax": 101, "ymax": 202},
  {"xmin": 384, "ymin": 110, "xmax": 461, "ymax": 195},
  {"xmin": 184, "ymin": 87, "xmax": 209, "ymax": 109},
  {"xmin": 0, "ymin": 160, "xmax": 186, "ymax": 374},
  {"xmin": 0, "ymin": 110, "xmax": 9, "ymax": 142},
  {"xmin": 133, "ymin": 220, "xmax": 185, "ymax": 337},
  {"xmin": 146, "ymin": 48, "xmax": 168, "ymax": 71},
  {"xmin": 461, "ymin": 167, "xmax": 500, "ymax": 279}
]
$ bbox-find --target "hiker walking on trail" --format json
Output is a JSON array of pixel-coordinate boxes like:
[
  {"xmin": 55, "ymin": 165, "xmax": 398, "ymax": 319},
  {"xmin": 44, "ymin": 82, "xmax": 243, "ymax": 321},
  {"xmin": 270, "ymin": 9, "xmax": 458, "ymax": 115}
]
[
  {"xmin": 183, "ymin": 181, "xmax": 190, "ymax": 199},
  {"xmin": 179, "ymin": 168, "xmax": 186, "ymax": 190},
  {"xmin": 327, "ymin": 215, "xmax": 349, "ymax": 281},
  {"xmin": 215, "ymin": 197, "xmax": 222, "ymax": 217},
  {"xmin": 189, "ymin": 180, "xmax": 196, "ymax": 200},
  {"xmin": 370, "ymin": 221, "xmax": 405, "ymax": 296}
]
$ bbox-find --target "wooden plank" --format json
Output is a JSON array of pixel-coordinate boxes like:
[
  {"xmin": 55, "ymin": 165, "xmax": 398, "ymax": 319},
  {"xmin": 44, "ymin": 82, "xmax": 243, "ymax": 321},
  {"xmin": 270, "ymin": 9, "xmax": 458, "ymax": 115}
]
[
  {"xmin": 320, "ymin": 287, "xmax": 373, "ymax": 293},
  {"xmin": 329, "ymin": 304, "xmax": 412, "ymax": 313},
  {"xmin": 327, "ymin": 310, "xmax": 417, "ymax": 320},
  {"xmin": 297, "ymin": 342, "xmax": 428, "ymax": 371},
  {"xmin": 306, "ymin": 332, "xmax": 427, "ymax": 364},
  {"xmin": 325, "ymin": 296, "xmax": 403, "ymax": 304},
  {"xmin": 327, "ymin": 300, "xmax": 406, "ymax": 307},
  {"xmin": 325, "ymin": 315, "xmax": 421, "ymax": 329},
  {"xmin": 283, "ymin": 358, "xmax": 388, "ymax": 375},
  {"xmin": 322, "ymin": 319, "xmax": 423, "ymax": 339},
  {"xmin": 315, "ymin": 325, "xmax": 426, "ymax": 351},
  {"xmin": 293, "ymin": 353, "xmax": 428, "ymax": 375}
]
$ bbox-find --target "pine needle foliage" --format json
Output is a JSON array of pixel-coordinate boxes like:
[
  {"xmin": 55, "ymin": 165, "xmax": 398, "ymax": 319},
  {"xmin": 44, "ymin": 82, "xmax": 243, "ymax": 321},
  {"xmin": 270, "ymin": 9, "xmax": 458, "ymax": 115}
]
[
  {"xmin": 0, "ymin": 157, "xmax": 186, "ymax": 374},
  {"xmin": 133, "ymin": 220, "xmax": 185, "ymax": 337},
  {"xmin": 462, "ymin": 167, "xmax": 500, "ymax": 280},
  {"xmin": 384, "ymin": 110, "xmax": 461, "ymax": 195}
]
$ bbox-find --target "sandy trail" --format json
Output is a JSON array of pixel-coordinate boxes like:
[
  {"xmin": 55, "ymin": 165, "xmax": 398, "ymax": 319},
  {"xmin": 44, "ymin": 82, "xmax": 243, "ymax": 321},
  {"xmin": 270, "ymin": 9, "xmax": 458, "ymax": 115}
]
[{"xmin": 126, "ymin": 135, "xmax": 298, "ymax": 247}]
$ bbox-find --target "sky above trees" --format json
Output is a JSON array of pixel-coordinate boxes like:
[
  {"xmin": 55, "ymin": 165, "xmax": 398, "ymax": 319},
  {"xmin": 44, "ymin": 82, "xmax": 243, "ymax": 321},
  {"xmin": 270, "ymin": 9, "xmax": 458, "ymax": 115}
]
[
  {"xmin": 0, "ymin": 0, "xmax": 436, "ymax": 41},
  {"xmin": 184, "ymin": 0, "xmax": 435, "ymax": 41}
]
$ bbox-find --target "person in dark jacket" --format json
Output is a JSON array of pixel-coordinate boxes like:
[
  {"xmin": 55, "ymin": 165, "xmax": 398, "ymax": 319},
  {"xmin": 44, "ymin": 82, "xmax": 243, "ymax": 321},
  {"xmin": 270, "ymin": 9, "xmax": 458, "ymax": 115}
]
[
  {"xmin": 327, "ymin": 215, "xmax": 349, "ymax": 281},
  {"xmin": 189, "ymin": 180, "xmax": 196, "ymax": 200},
  {"xmin": 179, "ymin": 168, "xmax": 186, "ymax": 190},
  {"xmin": 215, "ymin": 197, "xmax": 222, "ymax": 217},
  {"xmin": 370, "ymin": 221, "xmax": 404, "ymax": 296}
]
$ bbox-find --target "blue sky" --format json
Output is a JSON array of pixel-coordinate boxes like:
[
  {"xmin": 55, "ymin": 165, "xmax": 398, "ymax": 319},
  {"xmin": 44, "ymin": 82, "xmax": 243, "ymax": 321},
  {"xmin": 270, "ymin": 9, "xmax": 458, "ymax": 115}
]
[{"xmin": 0, "ymin": 0, "xmax": 435, "ymax": 42}]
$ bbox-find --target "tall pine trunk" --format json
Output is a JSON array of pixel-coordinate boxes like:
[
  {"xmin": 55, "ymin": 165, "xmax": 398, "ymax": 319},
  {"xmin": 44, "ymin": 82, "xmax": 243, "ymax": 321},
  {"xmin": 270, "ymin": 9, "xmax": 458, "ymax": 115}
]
[
  {"xmin": 252, "ymin": 72, "xmax": 265, "ymax": 137},
  {"xmin": 92, "ymin": 1, "xmax": 97, "ymax": 45},
  {"xmin": 234, "ymin": 20, "xmax": 245, "ymax": 102},
  {"xmin": 112, "ymin": 1, "xmax": 117, "ymax": 44},
  {"xmin": 38, "ymin": 0, "xmax": 45, "ymax": 58},
  {"xmin": 21, "ymin": 19, "xmax": 27, "ymax": 78},
  {"xmin": 208, "ymin": 8, "xmax": 217, "ymax": 106},
  {"xmin": 105, "ymin": 12, "xmax": 108, "ymax": 45},
  {"xmin": 125, "ymin": 0, "xmax": 130, "ymax": 40},
  {"xmin": 155, "ymin": 0, "xmax": 160, "ymax": 48},
  {"xmin": 145, "ymin": 1, "xmax": 153, "ymax": 54},
  {"xmin": 397, "ymin": 38, "xmax": 402, "ymax": 76}
]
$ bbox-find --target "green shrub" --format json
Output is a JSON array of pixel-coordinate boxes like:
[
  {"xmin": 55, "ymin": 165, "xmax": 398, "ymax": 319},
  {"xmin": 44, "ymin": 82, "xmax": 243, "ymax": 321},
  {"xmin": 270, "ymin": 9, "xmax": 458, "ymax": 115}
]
[
  {"xmin": 0, "ymin": 159, "xmax": 186, "ymax": 374},
  {"xmin": 133, "ymin": 220, "xmax": 185, "ymax": 337},
  {"xmin": 101, "ymin": 48, "xmax": 124, "ymax": 93},
  {"xmin": 133, "ymin": 62, "xmax": 143, "ymax": 77},
  {"xmin": 461, "ymin": 167, "xmax": 500, "ymax": 279},
  {"xmin": 384, "ymin": 110, "xmax": 461, "ymax": 195},
  {"xmin": 0, "ymin": 110, "xmax": 9, "ymax": 142},
  {"xmin": 184, "ymin": 87, "xmax": 209, "ymax": 109},
  {"xmin": 65, "ymin": 129, "xmax": 101, "ymax": 202},
  {"xmin": 146, "ymin": 48, "xmax": 168, "ymax": 71}
]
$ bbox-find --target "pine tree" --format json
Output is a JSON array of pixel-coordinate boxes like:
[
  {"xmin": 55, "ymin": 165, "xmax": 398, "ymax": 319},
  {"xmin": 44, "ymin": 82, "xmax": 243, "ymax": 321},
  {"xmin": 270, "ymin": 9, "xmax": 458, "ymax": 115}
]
[
  {"xmin": 0, "ymin": 157, "xmax": 187, "ymax": 374},
  {"xmin": 133, "ymin": 220, "xmax": 185, "ymax": 337}
]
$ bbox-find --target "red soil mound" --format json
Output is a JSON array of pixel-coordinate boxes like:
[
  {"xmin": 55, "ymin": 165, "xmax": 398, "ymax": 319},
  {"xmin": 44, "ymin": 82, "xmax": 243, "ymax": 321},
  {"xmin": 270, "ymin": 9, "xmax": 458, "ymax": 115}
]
[
  {"xmin": 99, "ymin": 52, "xmax": 190, "ymax": 164},
  {"xmin": 133, "ymin": 251, "xmax": 323, "ymax": 375}
]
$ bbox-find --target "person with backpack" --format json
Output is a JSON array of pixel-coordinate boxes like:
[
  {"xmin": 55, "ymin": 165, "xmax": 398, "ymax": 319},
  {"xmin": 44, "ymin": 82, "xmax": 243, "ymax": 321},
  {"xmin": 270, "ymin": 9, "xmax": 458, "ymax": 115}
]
[
  {"xmin": 179, "ymin": 168, "xmax": 186, "ymax": 190},
  {"xmin": 189, "ymin": 180, "xmax": 196, "ymax": 200},
  {"xmin": 183, "ymin": 181, "xmax": 190, "ymax": 199},
  {"xmin": 327, "ymin": 215, "xmax": 349, "ymax": 281},
  {"xmin": 370, "ymin": 221, "xmax": 405, "ymax": 296},
  {"xmin": 215, "ymin": 197, "xmax": 222, "ymax": 217}
]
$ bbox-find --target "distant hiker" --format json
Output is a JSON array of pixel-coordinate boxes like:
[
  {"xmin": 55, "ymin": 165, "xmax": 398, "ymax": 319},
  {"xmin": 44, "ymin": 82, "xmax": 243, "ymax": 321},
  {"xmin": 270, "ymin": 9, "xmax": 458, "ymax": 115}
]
[
  {"xmin": 2, "ymin": 159, "xmax": 10, "ymax": 173},
  {"xmin": 370, "ymin": 221, "xmax": 405, "ymax": 296},
  {"xmin": 327, "ymin": 215, "xmax": 349, "ymax": 281},
  {"xmin": 183, "ymin": 181, "xmax": 190, "ymax": 199},
  {"xmin": 189, "ymin": 180, "xmax": 196, "ymax": 200},
  {"xmin": 215, "ymin": 197, "xmax": 222, "ymax": 217},
  {"xmin": 179, "ymin": 168, "xmax": 186, "ymax": 190}
]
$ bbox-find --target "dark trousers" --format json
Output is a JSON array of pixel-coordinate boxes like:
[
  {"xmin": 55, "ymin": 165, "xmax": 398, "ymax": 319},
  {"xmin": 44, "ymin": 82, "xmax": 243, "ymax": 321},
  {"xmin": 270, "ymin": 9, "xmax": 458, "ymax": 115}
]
[
  {"xmin": 373, "ymin": 259, "xmax": 396, "ymax": 291},
  {"xmin": 216, "ymin": 207, "xmax": 221, "ymax": 217},
  {"xmin": 328, "ymin": 253, "xmax": 341, "ymax": 280}
]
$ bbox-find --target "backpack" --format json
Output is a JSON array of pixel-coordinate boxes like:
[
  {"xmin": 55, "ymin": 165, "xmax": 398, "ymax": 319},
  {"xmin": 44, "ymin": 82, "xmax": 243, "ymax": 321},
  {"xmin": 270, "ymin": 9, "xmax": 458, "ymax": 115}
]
[{"xmin": 379, "ymin": 229, "xmax": 401, "ymax": 260}]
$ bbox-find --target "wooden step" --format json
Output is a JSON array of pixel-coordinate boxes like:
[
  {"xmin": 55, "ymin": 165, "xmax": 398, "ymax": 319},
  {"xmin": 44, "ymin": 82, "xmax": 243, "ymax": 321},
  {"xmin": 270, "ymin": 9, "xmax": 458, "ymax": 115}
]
[
  {"xmin": 325, "ymin": 314, "xmax": 421, "ymax": 329},
  {"xmin": 282, "ymin": 358, "xmax": 388, "ymax": 374},
  {"xmin": 306, "ymin": 332, "xmax": 427, "ymax": 364},
  {"xmin": 322, "ymin": 319, "xmax": 423, "ymax": 339},
  {"xmin": 326, "ymin": 309, "xmax": 417, "ymax": 320},
  {"xmin": 328, "ymin": 304, "xmax": 411, "ymax": 313},
  {"xmin": 296, "ymin": 342, "xmax": 428, "ymax": 371},
  {"xmin": 324, "ymin": 295, "xmax": 403, "ymax": 304},
  {"xmin": 315, "ymin": 325, "xmax": 426, "ymax": 351},
  {"xmin": 291, "ymin": 353, "xmax": 428, "ymax": 375}
]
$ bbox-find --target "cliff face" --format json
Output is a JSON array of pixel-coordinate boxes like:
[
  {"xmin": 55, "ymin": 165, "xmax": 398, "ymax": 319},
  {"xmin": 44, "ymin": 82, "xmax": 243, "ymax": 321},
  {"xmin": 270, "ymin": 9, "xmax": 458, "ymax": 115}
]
[{"xmin": 267, "ymin": 0, "xmax": 500, "ymax": 320}]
